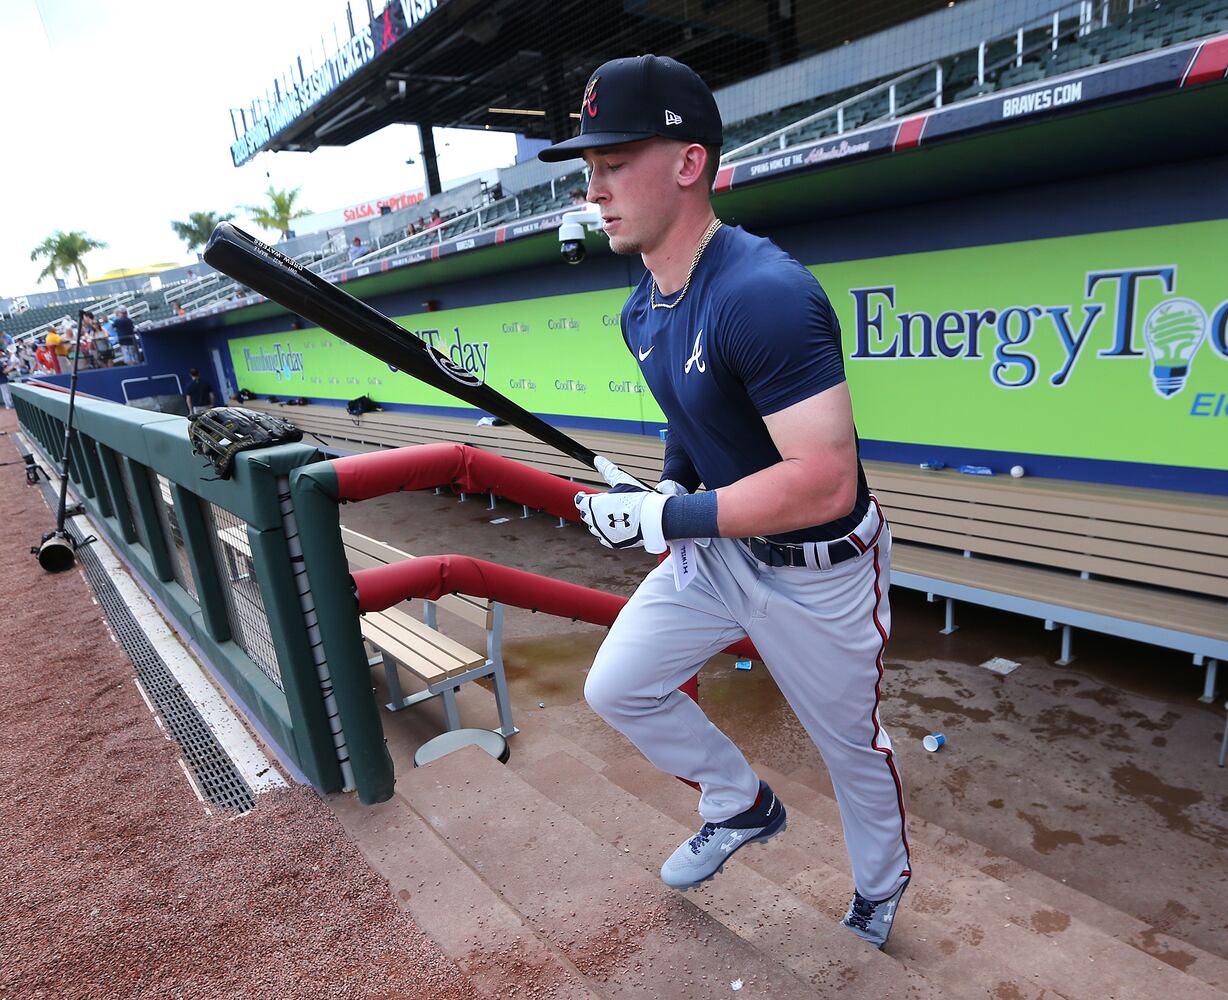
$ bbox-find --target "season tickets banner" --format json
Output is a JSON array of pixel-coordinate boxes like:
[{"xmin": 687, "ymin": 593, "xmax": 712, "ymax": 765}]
[{"xmin": 228, "ymin": 218, "xmax": 1228, "ymax": 471}]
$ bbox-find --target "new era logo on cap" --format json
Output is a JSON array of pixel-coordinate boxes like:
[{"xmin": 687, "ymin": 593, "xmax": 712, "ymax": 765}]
[{"xmin": 665, "ymin": 109, "xmax": 682, "ymax": 126}]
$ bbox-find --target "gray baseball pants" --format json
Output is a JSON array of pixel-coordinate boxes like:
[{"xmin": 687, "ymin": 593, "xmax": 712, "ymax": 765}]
[{"xmin": 584, "ymin": 499, "xmax": 911, "ymax": 901}]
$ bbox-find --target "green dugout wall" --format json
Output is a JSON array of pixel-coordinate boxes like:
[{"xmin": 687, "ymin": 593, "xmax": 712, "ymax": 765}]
[{"xmin": 225, "ymin": 216, "xmax": 1228, "ymax": 489}]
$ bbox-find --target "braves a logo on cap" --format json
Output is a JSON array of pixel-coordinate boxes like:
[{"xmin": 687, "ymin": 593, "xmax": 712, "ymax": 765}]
[
  {"xmin": 665, "ymin": 109, "xmax": 683, "ymax": 126},
  {"xmin": 583, "ymin": 77, "xmax": 599, "ymax": 119}
]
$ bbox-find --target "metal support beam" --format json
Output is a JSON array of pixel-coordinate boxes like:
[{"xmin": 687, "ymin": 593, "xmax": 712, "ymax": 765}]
[
  {"xmin": 1200, "ymin": 658, "xmax": 1219, "ymax": 704},
  {"xmin": 941, "ymin": 597, "xmax": 958, "ymax": 635}
]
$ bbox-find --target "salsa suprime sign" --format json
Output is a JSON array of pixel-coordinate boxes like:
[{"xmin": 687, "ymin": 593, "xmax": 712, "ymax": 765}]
[
  {"xmin": 228, "ymin": 218, "xmax": 1226, "ymax": 473},
  {"xmin": 825, "ymin": 219, "xmax": 1228, "ymax": 472}
]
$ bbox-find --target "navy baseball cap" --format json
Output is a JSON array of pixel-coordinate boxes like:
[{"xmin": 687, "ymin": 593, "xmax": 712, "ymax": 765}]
[{"xmin": 538, "ymin": 55, "xmax": 723, "ymax": 163}]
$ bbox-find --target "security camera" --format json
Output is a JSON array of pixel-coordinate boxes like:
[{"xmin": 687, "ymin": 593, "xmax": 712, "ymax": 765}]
[{"xmin": 558, "ymin": 204, "xmax": 604, "ymax": 265}]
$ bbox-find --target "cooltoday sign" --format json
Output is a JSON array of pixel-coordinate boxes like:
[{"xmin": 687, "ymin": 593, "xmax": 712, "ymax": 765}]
[
  {"xmin": 228, "ymin": 218, "xmax": 1227, "ymax": 473},
  {"xmin": 229, "ymin": 288, "xmax": 665, "ymax": 428}
]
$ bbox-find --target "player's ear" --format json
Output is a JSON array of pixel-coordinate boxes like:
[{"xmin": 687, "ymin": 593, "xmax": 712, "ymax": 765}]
[{"xmin": 676, "ymin": 143, "xmax": 709, "ymax": 190}]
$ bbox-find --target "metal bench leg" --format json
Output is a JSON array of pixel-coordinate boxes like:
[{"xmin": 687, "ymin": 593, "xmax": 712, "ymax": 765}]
[
  {"xmin": 441, "ymin": 685, "xmax": 462, "ymax": 731},
  {"xmin": 940, "ymin": 597, "xmax": 958, "ymax": 635},
  {"xmin": 378, "ymin": 653, "xmax": 409, "ymax": 711},
  {"xmin": 1057, "ymin": 625, "xmax": 1074, "ymax": 666},
  {"xmin": 1200, "ymin": 658, "xmax": 1218, "ymax": 704},
  {"xmin": 522, "ymin": 504, "xmax": 532, "ymax": 519},
  {"xmin": 490, "ymin": 659, "xmax": 518, "ymax": 738},
  {"xmin": 488, "ymin": 492, "xmax": 497, "ymax": 510}
]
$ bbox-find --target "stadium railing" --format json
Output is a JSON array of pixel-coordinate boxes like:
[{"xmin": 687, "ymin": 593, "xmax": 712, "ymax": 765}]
[{"xmin": 11, "ymin": 383, "xmax": 397, "ymax": 803}]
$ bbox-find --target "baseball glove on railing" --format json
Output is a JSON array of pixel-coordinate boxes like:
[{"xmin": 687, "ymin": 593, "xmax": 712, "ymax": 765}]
[{"xmin": 188, "ymin": 406, "xmax": 303, "ymax": 480}]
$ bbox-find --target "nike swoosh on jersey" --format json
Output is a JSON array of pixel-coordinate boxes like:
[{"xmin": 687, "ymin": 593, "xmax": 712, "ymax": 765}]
[{"xmin": 638, "ymin": 345, "xmax": 655, "ymax": 361}]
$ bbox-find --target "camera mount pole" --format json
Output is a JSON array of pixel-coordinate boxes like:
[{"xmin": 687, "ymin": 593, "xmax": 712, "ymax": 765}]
[{"xmin": 35, "ymin": 309, "xmax": 91, "ymax": 572}]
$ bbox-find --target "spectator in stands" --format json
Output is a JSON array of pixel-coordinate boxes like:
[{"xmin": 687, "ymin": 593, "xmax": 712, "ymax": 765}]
[
  {"xmin": 427, "ymin": 208, "xmax": 443, "ymax": 229},
  {"xmin": 42, "ymin": 330, "xmax": 63, "ymax": 374},
  {"xmin": 184, "ymin": 368, "xmax": 215, "ymax": 416},
  {"xmin": 90, "ymin": 313, "xmax": 115, "ymax": 368},
  {"xmin": 348, "ymin": 236, "xmax": 367, "ymax": 262},
  {"xmin": 34, "ymin": 338, "xmax": 56, "ymax": 374},
  {"xmin": 0, "ymin": 355, "xmax": 13, "ymax": 409},
  {"xmin": 570, "ymin": 187, "xmax": 587, "ymax": 205},
  {"xmin": 112, "ymin": 307, "xmax": 141, "ymax": 365},
  {"xmin": 405, "ymin": 222, "xmax": 418, "ymax": 238}
]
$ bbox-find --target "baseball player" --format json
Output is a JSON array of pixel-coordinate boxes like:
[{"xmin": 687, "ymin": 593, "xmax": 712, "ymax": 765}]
[{"xmin": 539, "ymin": 55, "xmax": 911, "ymax": 948}]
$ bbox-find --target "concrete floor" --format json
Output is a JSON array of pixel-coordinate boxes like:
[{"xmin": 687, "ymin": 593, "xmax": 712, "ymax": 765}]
[{"xmin": 340, "ymin": 484, "xmax": 1228, "ymax": 961}]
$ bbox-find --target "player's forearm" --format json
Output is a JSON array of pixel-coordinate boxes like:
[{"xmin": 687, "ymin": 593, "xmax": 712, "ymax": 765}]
[{"xmin": 712, "ymin": 457, "xmax": 857, "ymax": 537}]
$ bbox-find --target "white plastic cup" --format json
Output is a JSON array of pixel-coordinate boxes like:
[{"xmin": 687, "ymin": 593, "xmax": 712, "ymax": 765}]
[{"xmin": 923, "ymin": 733, "xmax": 946, "ymax": 752}]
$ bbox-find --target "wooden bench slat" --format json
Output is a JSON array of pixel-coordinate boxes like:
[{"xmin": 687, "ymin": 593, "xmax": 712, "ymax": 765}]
[
  {"xmin": 376, "ymin": 606, "xmax": 485, "ymax": 671},
  {"xmin": 884, "ymin": 506, "xmax": 1228, "ymax": 578},
  {"xmin": 895, "ymin": 524, "xmax": 1228, "ymax": 599},
  {"xmin": 874, "ymin": 488, "xmax": 1228, "ymax": 555},
  {"xmin": 893, "ymin": 543, "xmax": 1228, "ymax": 639},
  {"xmin": 359, "ymin": 617, "xmax": 455, "ymax": 682}
]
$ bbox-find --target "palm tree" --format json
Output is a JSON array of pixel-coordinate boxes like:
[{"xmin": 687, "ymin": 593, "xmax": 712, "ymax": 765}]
[
  {"xmin": 171, "ymin": 210, "xmax": 235, "ymax": 253},
  {"xmin": 242, "ymin": 186, "xmax": 310, "ymax": 240},
  {"xmin": 30, "ymin": 230, "xmax": 108, "ymax": 286}
]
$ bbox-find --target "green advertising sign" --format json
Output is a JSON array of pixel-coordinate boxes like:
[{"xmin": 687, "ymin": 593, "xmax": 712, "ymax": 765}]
[
  {"xmin": 229, "ymin": 287, "xmax": 665, "ymax": 426},
  {"xmin": 229, "ymin": 218, "xmax": 1227, "ymax": 471},
  {"xmin": 824, "ymin": 219, "xmax": 1228, "ymax": 471}
]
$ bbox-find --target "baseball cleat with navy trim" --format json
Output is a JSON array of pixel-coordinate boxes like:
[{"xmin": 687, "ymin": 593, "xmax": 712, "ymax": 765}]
[
  {"xmin": 841, "ymin": 875, "xmax": 911, "ymax": 948},
  {"xmin": 660, "ymin": 780, "xmax": 786, "ymax": 890}
]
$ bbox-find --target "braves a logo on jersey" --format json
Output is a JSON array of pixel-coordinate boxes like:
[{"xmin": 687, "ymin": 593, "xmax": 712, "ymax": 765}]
[{"xmin": 684, "ymin": 328, "xmax": 706, "ymax": 374}]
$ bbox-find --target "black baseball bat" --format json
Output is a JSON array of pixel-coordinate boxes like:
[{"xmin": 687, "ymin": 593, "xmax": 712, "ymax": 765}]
[{"xmin": 202, "ymin": 223, "xmax": 602, "ymax": 471}]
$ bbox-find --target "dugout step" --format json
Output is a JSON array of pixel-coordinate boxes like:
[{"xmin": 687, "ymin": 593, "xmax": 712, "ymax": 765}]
[
  {"xmin": 601, "ymin": 755, "xmax": 1014, "ymax": 1000},
  {"xmin": 754, "ymin": 764, "xmax": 1228, "ymax": 1000},
  {"xmin": 329, "ymin": 785, "xmax": 601, "ymax": 1000},
  {"xmin": 774, "ymin": 764, "xmax": 1228, "ymax": 995},
  {"xmin": 397, "ymin": 744, "xmax": 821, "ymax": 999},
  {"xmin": 519, "ymin": 747, "xmax": 943, "ymax": 1000}
]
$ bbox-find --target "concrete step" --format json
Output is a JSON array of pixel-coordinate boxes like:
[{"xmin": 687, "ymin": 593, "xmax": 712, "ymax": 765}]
[
  {"xmin": 533, "ymin": 711, "xmax": 1058, "ymax": 994},
  {"xmin": 753, "ymin": 763, "xmax": 1228, "ymax": 1000},
  {"xmin": 329, "ymin": 789, "xmax": 601, "ymax": 1000},
  {"xmin": 397, "ymin": 744, "xmax": 823, "ymax": 999},
  {"xmin": 599, "ymin": 755, "xmax": 1060, "ymax": 1000},
  {"xmin": 784, "ymin": 763, "xmax": 1228, "ymax": 993},
  {"xmin": 517, "ymin": 747, "xmax": 947, "ymax": 1000},
  {"xmin": 533, "ymin": 701, "xmax": 1228, "ymax": 996}
]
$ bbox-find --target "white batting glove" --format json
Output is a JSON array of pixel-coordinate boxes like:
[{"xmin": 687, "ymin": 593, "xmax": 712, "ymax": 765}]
[
  {"xmin": 575, "ymin": 488, "xmax": 668, "ymax": 552},
  {"xmin": 595, "ymin": 455, "xmax": 642, "ymax": 490}
]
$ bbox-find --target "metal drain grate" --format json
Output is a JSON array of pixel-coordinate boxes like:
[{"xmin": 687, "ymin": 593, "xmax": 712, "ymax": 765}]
[{"xmin": 29, "ymin": 445, "xmax": 257, "ymax": 813}]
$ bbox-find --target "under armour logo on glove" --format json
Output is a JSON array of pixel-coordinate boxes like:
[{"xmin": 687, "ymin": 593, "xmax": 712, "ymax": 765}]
[{"xmin": 574, "ymin": 455, "xmax": 669, "ymax": 553}]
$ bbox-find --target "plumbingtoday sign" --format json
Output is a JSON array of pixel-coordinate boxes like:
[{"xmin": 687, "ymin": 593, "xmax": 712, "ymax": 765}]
[{"xmin": 228, "ymin": 218, "xmax": 1226, "ymax": 473}]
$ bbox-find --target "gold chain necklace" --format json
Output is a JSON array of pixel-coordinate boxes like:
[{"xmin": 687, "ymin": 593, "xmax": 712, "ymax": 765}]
[{"xmin": 650, "ymin": 218, "xmax": 723, "ymax": 310}]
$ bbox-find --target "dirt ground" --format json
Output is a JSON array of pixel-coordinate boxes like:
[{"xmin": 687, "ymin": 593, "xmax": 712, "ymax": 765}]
[
  {"xmin": 4, "ymin": 402, "xmax": 1225, "ymax": 999},
  {"xmin": 0, "ymin": 412, "xmax": 479, "ymax": 1000},
  {"xmin": 341, "ymin": 482, "xmax": 1228, "ymax": 962}
]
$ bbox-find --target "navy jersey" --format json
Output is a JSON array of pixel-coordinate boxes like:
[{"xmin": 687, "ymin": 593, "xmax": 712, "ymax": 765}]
[{"xmin": 622, "ymin": 224, "xmax": 870, "ymax": 544}]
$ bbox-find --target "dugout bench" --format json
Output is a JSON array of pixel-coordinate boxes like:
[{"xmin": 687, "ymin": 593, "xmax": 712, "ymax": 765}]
[
  {"xmin": 250, "ymin": 399, "xmax": 1227, "ymax": 699},
  {"xmin": 340, "ymin": 526, "xmax": 516, "ymax": 739}
]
